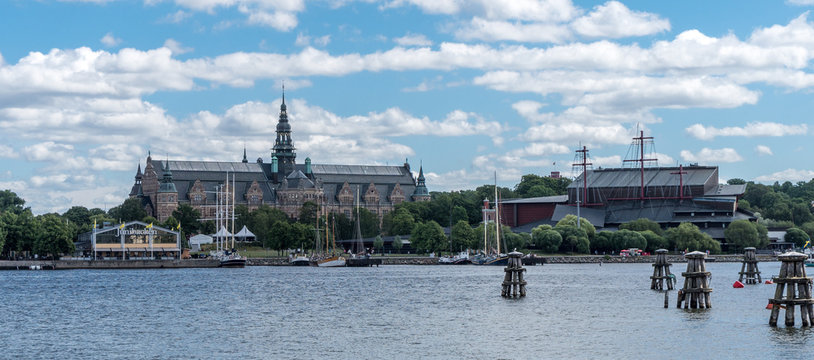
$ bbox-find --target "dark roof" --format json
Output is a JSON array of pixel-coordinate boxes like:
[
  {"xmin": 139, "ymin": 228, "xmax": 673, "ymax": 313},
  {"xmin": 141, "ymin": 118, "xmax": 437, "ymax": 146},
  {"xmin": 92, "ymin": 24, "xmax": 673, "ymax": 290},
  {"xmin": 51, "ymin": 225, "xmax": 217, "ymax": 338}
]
[
  {"xmin": 705, "ymin": 184, "xmax": 747, "ymax": 196},
  {"xmin": 569, "ymin": 166, "xmax": 717, "ymax": 189},
  {"xmin": 284, "ymin": 170, "xmax": 315, "ymax": 189},
  {"xmin": 163, "ymin": 160, "xmax": 274, "ymax": 203},
  {"xmin": 501, "ymin": 195, "xmax": 568, "ymax": 204},
  {"xmin": 309, "ymin": 163, "xmax": 417, "ymax": 205},
  {"xmin": 551, "ymin": 205, "xmax": 606, "ymax": 227}
]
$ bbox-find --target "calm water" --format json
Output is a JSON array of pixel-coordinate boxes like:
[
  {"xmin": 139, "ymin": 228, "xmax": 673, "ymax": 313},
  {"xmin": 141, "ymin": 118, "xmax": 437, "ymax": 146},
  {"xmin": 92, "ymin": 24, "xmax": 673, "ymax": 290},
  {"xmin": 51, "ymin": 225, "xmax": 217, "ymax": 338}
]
[{"xmin": 1, "ymin": 262, "xmax": 813, "ymax": 359}]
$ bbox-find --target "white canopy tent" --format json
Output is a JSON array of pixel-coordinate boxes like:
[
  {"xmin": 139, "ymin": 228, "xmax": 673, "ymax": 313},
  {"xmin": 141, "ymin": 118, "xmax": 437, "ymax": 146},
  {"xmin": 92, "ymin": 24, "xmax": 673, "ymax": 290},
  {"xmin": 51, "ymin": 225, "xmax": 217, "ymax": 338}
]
[
  {"xmin": 235, "ymin": 225, "xmax": 256, "ymax": 242},
  {"xmin": 189, "ymin": 234, "xmax": 213, "ymax": 252}
]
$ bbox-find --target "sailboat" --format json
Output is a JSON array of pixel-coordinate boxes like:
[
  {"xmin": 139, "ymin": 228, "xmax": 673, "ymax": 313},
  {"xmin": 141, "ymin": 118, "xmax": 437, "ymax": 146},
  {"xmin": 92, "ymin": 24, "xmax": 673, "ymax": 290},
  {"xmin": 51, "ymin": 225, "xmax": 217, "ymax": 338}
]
[
  {"xmin": 216, "ymin": 172, "xmax": 246, "ymax": 268},
  {"xmin": 473, "ymin": 174, "xmax": 509, "ymax": 266},
  {"xmin": 315, "ymin": 207, "xmax": 346, "ymax": 267}
]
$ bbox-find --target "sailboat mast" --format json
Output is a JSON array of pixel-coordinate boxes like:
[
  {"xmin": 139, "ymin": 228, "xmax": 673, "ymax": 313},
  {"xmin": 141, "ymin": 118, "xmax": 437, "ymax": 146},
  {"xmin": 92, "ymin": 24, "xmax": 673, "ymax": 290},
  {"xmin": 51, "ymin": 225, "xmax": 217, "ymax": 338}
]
[
  {"xmin": 495, "ymin": 172, "xmax": 501, "ymax": 255},
  {"xmin": 216, "ymin": 184, "xmax": 220, "ymax": 252},
  {"xmin": 231, "ymin": 172, "xmax": 235, "ymax": 249},
  {"xmin": 225, "ymin": 172, "xmax": 229, "ymax": 251}
]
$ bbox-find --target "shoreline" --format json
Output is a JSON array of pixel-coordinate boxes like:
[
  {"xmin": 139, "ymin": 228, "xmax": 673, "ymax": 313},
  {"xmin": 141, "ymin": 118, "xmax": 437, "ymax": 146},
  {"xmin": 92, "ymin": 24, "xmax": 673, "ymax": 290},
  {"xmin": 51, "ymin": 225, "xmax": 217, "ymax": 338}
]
[{"xmin": 0, "ymin": 254, "xmax": 780, "ymax": 269}]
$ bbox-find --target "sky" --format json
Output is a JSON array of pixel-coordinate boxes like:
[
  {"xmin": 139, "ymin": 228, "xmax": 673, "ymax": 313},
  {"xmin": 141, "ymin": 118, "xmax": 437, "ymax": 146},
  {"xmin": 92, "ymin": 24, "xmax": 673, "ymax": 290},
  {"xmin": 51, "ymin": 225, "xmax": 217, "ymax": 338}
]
[{"xmin": 2, "ymin": 0, "xmax": 814, "ymax": 214}]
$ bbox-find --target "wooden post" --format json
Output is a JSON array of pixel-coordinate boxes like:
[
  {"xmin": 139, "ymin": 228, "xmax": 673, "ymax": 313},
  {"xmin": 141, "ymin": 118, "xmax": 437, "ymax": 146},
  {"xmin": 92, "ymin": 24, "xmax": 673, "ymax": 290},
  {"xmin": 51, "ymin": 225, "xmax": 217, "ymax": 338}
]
[
  {"xmin": 677, "ymin": 251, "xmax": 712, "ymax": 309},
  {"xmin": 651, "ymin": 249, "xmax": 674, "ymax": 290},
  {"xmin": 769, "ymin": 252, "xmax": 814, "ymax": 327},
  {"xmin": 738, "ymin": 247, "xmax": 761, "ymax": 284},
  {"xmin": 502, "ymin": 251, "xmax": 526, "ymax": 298}
]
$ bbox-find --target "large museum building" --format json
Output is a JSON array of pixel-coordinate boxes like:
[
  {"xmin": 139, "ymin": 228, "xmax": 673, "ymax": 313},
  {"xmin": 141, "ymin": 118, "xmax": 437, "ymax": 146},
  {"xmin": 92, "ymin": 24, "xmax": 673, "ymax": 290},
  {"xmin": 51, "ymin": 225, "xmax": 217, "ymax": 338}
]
[{"xmin": 128, "ymin": 93, "xmax": 430, "ymax": 223}]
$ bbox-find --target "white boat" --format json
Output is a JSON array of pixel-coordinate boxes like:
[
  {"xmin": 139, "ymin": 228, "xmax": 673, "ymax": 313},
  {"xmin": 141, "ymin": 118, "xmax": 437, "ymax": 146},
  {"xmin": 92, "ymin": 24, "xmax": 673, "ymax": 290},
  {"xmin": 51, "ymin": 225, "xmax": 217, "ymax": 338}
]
[
  {"xmin": 317, "ymin": 255, "xmax": 346, "ymax": 267},
  {"xmin": 291, "ymin": 254, "xmax": 310, "ymax": 266}
]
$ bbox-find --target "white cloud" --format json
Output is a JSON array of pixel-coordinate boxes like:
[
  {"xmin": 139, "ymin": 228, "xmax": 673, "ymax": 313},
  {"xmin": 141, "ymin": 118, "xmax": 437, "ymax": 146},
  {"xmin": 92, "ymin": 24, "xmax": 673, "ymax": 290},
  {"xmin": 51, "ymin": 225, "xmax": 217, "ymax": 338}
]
[
  {"xmin": 755, "ymin": 145, "xmax": 773, "ymax": 156},
  {"xmin": 680, "ymin": 148, "xmax": 743, "ymax": 164},
  {"xmin": 394, "ymin": 33, "xmax": 433, "ymax": 47},
  {"xmin": 385, "ymin": 0, "xmax": 579, "ymax": 22},
  {"xmin": 0, "ymin": 144, "xmax": 19, "ymax": 158},
  {"xmin": 162, "ymin": 10, "xmax": 192, "ymax": 23},
  {"xmin": 454, "ymin": 18, "xmax": 573, "ymax": 43},
  {"xmin": 295, "ymin": 33, "xmax": 330, "ymax": 47},
  {"xmin": 788, "ymin": 0, "xmax": 814, "ymax": 5},
  {"xmin": 685, "ymin": 122, "xmax": 808, "ymax": 140},
  {"xmin": 100, "ymin": 32, "xmax": 122, "ymax": 47},
  {"xmin": 163, "ymin": 39, "xmax": 193, "ymax": 55},
  {"xmin": 755, "ymin": 168, "xmax": 814, "ymax": 182},
  {"xmin": 653, "ymin": 152, "xmax": 675, "ymax": 166},
  {"xmin": 571, "ymin": 1, "xmax": 670, "ymax": 38},
  {"xmin": 24, "ymin": 142, "xmax": 75, "ymax": 161}
]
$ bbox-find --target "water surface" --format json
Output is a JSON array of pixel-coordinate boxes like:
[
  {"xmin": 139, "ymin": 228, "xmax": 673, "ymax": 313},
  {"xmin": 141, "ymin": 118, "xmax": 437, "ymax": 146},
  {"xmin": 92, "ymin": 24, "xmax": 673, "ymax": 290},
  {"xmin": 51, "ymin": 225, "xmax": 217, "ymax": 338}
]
[{"xmin": 1, "ymin": 262, "xmax": 810, "ymax": 359}]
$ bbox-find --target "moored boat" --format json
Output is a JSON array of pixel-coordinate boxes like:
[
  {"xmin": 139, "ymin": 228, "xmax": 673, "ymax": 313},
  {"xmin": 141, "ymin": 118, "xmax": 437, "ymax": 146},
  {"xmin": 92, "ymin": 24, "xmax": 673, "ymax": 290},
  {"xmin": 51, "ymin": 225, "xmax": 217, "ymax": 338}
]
[
  {"xmin": 219, "ymin": 251, "xmax": 246, "ymax": 268},
  {"xmin": 317, "ymin": 255, "xmax": 346, "ymax": 267},
  {"xmin": 291, "ymin": 255, "xmax": 310, "ymax": 266}
]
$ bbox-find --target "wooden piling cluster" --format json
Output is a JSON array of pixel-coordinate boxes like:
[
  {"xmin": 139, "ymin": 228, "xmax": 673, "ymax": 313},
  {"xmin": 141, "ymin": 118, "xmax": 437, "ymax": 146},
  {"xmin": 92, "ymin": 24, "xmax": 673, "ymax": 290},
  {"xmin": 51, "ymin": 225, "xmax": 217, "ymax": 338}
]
[
  {"xmin": 737, "ymin": 247, "xmax": 761, "ymax": 284},
  {"xmin": 650, "ymin": 249, "xmax": 674, "ymax": 290},
  {"xmin": 676, "ymin": 251, "xmax": 712, "ymax": 309},
  {"xmin": 501, "ymin": 251, "xmax": 526, "ymax": 298},
  {"xmin": 768, "ymin": 252, "xmax": 814, "ymax": 327}
]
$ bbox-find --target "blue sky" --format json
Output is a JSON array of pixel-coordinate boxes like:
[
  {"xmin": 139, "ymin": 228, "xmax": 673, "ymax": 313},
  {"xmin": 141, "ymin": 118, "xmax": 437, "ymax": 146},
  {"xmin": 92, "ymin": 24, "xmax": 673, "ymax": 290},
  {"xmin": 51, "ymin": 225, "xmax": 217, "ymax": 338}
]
[{"xmin": 2, "ymin": 0, "xmax": 814, "ymax": 214}]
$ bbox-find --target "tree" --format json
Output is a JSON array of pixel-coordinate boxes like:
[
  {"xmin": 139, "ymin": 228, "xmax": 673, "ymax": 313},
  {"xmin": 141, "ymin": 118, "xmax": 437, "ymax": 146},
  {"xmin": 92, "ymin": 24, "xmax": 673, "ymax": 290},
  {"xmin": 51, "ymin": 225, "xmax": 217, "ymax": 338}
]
[
  {"xmin": 801, "ymin": 221, "xmax": 814, "ymax": 239},
  {"xmin": 555, "ymin": 214, "xmax": 595, "ymax": 240},
  {"xmin": 502, "ymin": 230, "xmax": 526, "ymax": 252},
  {"xmin": 108, "ymin": 197, "xmax": 147, "ymax": 222},
  {"xmin": 724, "ymin": 220, "xmax": 760, "ymax": 251},
  {"xmin": 450, "ymin": 205, "xmax": 468, "ymax": 225},
  {"xmin": 33, "ymin": 214, "xmax": 74, "ymax": 258},
  {"xmin": 664, "ymin": 222, "xmax": 721, "ymax": 253},
  {"xmin": 289, "ymin": 222, "xmax": 313, "ymax": 250},
  {"xmin": 0, "ymin": 190, "xmax": 26, "ymax": 214},
  {"xmin": 554, "ymin": 222, "xmax": 590, "ymax": 253},
  {"xmin": 142, "ymin": 216, "xmax": 158, "ymax": 226},
  {"xmin": 387, "ymin": 208, "xmax": 415, "ymax": 236},
  {"xmin": 612, "ymin": 229, "xmax": 646, "ymax": 251},
  {"xmin": 298, "ymin": 201, "xmax": 318, "ymax": 225},
  {"xmin": 591, "ymin": 231, "xmax": 614, "ymax": 253},
  {"xmin": 62, "ymin": 206, "xmax": 91, "ymax": 227},
  {"xmin": 2, "ymin": 210, "xmax": 40, "ymax": 255},
  {"xmin": 619, "ymin": 218, "xmax": 662, "ymax": 235},
  {"xmin": 357, "ymin": 207, "xmax": 380, "ymax": 238},
  {"xmin": 410, "ymin": 221, "xmax": 446, "ymax": 254},
  {"xmin": 641, "ymin": 230, "xmax": 667, "ymax": 253},
  {"xmin": 532, "ymin": 226, "xmax": 562, "ymax": 253},
  {"xmin": 267, "ymin": 220, "xmax": 292, "ymax": 253},
  {"xmin": 392, "ymin": 235, "xmax": 403, "ymax": 254},
  {"xmin": 161, "ymin": 216, "xmax": 179, "ymax": 231},
  {"xmin": 172, "ymin": 204, "xmax": 201, "ymax": 234},
  {"xmin": 373, "ymin": 235, "xmax": 384, "ymax": 255},
  {"xmin": 0, "ymin": 219, "xmax": 6, "ymax": 257},
  {"xmin": 785, "ymin": 227, "xmax": 809, "ymax": 248},
  {"xmin": 450, "ymin": 220, "xmax": 475, "ymax": 252}
]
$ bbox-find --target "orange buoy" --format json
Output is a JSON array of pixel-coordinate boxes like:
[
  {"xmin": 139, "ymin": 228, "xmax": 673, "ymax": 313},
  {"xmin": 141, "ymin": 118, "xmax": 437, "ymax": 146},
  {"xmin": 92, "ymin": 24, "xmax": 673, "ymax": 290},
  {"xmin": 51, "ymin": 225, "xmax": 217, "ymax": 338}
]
[{"xmin": 733, "ymin": 280, "xmax": 744, "ymax": 288}]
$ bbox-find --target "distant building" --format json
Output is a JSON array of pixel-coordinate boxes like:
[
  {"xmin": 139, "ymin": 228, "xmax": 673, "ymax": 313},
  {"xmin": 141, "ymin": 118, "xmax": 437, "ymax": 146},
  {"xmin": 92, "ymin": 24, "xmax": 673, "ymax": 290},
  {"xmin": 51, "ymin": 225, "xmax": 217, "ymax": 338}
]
[
  {"xmin": 129, "ymin": 92, "xmax": 430, "ymax": 223},
  {"xmin": 501, "ymin": 133, "xmax": 755, "ymax": 243}
]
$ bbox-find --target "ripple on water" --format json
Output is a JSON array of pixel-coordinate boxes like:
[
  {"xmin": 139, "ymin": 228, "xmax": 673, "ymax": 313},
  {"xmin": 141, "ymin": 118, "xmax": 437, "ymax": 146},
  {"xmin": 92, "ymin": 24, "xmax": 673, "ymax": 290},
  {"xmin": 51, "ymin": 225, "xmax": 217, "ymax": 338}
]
[{"xmin": 0, "ymin": 262, "xmax": 810, "ymax": 358}]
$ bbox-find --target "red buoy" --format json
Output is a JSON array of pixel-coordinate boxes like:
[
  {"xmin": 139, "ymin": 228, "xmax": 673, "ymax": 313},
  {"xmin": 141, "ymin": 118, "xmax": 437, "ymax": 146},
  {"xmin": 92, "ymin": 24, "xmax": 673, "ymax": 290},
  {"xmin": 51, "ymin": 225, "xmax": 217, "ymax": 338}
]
[
  {"xmin": 765, "ymin": 280, "xmax": 773, "ymax": 284},
  {"xmin": 733, "ymin": 280, "xmax": 744, "ymax": 288}
]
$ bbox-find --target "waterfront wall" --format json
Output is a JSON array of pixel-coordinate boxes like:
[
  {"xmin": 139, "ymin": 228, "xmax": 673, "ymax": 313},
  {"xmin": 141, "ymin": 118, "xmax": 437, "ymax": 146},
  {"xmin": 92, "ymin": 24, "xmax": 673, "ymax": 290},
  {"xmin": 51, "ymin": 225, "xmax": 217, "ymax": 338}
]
[
  {"xmin": 0, "ymin": 259, "xmax": 219, "ymax": 270},
  {"xmin": 540, "ymin": 255, "xmax": 777, "ymax": 264}
]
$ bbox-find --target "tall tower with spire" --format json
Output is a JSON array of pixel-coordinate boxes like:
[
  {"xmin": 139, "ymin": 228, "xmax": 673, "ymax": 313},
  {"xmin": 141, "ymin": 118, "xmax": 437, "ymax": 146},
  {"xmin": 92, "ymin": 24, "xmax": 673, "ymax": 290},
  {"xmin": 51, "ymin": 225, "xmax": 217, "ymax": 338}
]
[
  {"xmin": 156, "ymin": 160, "xmax": 178, "ymax": 221},
  {"xmin": 272, "ymin": 86, "xmax": 296, "ymax": 177},
  {"xmin": 129, "ymin": 163, "xmax": 143, "ymax": 197},
  {"xmin": 411, "ymin": 163, "xmax": 430, "ymax": 202}
]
